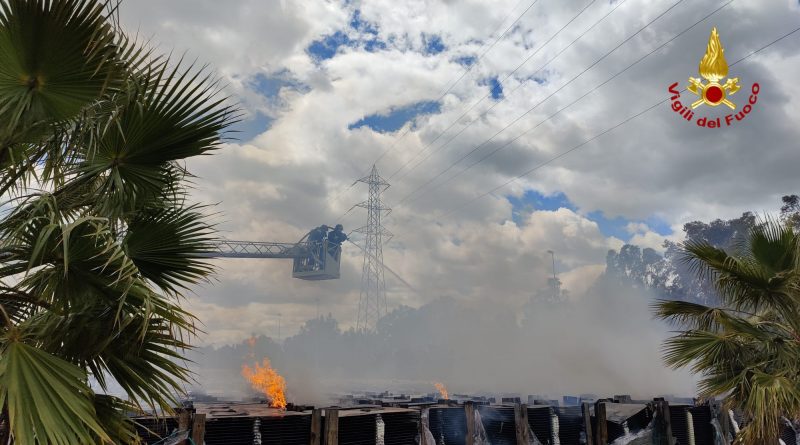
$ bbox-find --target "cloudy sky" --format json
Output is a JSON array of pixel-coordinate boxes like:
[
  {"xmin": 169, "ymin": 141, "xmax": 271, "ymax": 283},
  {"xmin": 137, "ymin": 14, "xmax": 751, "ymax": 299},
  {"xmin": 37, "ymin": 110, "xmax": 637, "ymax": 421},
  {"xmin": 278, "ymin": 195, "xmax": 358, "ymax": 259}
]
[{"xmin": 119, "ymin": 0, "xmax": 800, "ymax": 345}]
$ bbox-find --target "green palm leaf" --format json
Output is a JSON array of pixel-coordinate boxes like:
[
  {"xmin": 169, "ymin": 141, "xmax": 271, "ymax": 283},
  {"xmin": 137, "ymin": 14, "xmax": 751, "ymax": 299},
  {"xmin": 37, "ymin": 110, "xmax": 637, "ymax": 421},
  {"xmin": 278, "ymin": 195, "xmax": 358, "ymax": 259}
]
[
  {"xmin": 656, "ymin": 218, "xmax": 800, "ymax": 444},
  {"xmin": 79, "ymin": 62, "xmax": 236, "ymax": 210},
  {"xmin": 0, "ymin": 0, "xmax": 118, "ymax": 129},
  {"xmin": 0, "ymin": 1, "xmax": 235, "ymax": 441},
  {"xmin": 27, "ymin": 286, "xmax": 197, "ymax": 412},
  {"xmin": 0, "ymin": 341, "xmax": 111, "ymax": 444},
  {"xmin": 93, "ymin": 394, "xmax": 140, "ymax": 444},
  {"xmin": 99, "ymin": 314, "xmax": 194, "ymax": 412},
  {"xmin": 124, "ymin": 204, "xmax": 215, "ymax": 293}
]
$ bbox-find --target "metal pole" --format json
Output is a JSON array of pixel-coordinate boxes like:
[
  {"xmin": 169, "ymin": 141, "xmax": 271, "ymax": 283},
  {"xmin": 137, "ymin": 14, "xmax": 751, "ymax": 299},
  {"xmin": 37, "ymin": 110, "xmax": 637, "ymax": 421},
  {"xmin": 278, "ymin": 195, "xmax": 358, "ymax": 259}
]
[{"xmin": 547, "ymin": 250, "xmax": 557, "ymax": 298}]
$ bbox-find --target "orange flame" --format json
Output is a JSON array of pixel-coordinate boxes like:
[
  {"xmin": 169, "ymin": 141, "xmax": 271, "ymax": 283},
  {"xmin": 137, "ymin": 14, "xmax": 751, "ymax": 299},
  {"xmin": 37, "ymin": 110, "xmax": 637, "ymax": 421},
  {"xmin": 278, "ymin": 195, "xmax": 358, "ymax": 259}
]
[
  {"xmin": 434, "ymin": 382, "xmax": 449, "ymax": 400},
  {"xmin": 699, "ymin": 27, "xmax": 729, "ymax": 82},
  {"xmin": 242, "ymin": 358, "xmax": 287, "ymax": 409}
]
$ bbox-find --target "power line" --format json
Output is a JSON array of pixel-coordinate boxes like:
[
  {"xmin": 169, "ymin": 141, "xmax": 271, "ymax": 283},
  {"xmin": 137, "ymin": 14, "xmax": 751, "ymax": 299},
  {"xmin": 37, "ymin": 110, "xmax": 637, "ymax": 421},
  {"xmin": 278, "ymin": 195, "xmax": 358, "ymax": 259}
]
[
  {"xmin": 329, "ymin": 180, "xmax": 360, "ymax": 217},
  {"xmin": 348, "ymin": 239, "xmax": 420, "ymax": 295},
  {"xmin": 393, "ymin": 0, "xmax": 688, "ymax": 206},
  {"xmin": 441, "ymin": 99, "xmax": 668, "ymax": 219},
  {"xmin": 391, "ymin": 0, "xmax": 628, "ymax": 184},
  {"xmin": 388, "ymin": 0, "xmax": 601, "ymax": 181},
  {"xmin": 334, "ymin": 203, "xmax": 358, "ymax": 224},
  {"xmin": 399, "ymin": 0, "xmax": 734, "ymax": 207},
  {"xmin": 331, "ymin": 0, "xmax": 543, "ymax": 221},
  {"xmin": 426, "ymin": 24, "xmax": 800, "ymax": 223},
  {"xmin": 335, "ymin": 0, "xmax": 616, "ymax": 225},
  {"xmin": 367, "ymin": 0, "xmax": 544, "ymax": 170}
]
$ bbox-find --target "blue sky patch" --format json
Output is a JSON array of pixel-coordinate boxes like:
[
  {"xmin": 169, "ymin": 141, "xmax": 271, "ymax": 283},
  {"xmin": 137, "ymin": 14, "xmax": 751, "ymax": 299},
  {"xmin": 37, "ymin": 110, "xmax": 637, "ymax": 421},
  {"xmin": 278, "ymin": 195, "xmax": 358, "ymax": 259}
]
[
  {"xmin": 508, "ymin": 190, "xmax": 576, "ymax": 224},
  {"xmin": 454, "ymin": 56, "xmax": 477, "ymax": 68},
  {"xmin": 343, "ymin": 10, "xmax": 386, "ymax": 53},
  {"xmin": 307, "ymin": 31, "xmax": 351, "ymax": 61},
  {"xmin": 644, "ymin": 216, "xmax": 673, "ymax": 236},
  {"xmin": 349, "ymin": 100, "xmax": 441, "ymax": 133},
  {"xmin": 350, "ymin": 10, "xmax": 379, "ymax": 35},
  {"xmin": 232, "ymin": 72, "xmax": 307, "ymax": 141},
  {"xmin": 530, "ymin": 75, "xmax": 547, "ymax": 85},
  {"xmin": 507, "ymin": 189, "xmax": 672, "ymax": 241},
  {"xmin": 485, "ymin": 77, "xmax": 503, "ymax": 99},
  {"xmin": 423, "ymin": 34, "xmax": 446, "ymax": 55},
  {"xmin": 363, "ymin": 37, "xmax": 387, "ymax": 52},
  {"xmin": 231, "ymin": 113, "xmax": 274, "ymax": 142},
  {"xmin": 586, "ymin": 211, "xmax": 632, "ymax": 241},
  {"xmin": 248, "ymin": 72, "xmax": 305, "ymax": 99}
]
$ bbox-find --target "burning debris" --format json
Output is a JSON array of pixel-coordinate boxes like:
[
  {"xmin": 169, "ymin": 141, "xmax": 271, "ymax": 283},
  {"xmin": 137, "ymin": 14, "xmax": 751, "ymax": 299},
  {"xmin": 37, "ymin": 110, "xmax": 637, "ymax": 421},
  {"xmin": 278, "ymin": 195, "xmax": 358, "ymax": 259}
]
[
  {"xmin": 135, "ymin": 389, "xmax": 745, "ymax": 445},
  {"xmin": 242, "ymin": 358, "xmax": 287, "ymax": 409},
  {"xmin": 434, "ymin": 382, "xmax": 449, "ymax": 400}
]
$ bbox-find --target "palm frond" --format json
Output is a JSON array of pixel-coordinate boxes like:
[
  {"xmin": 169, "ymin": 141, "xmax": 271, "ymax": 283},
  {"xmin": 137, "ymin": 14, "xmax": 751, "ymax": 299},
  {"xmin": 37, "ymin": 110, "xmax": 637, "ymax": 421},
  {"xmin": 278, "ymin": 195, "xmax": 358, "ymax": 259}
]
[
  {"xmin": 97, "ymin": 314, "xmax": 194, "ymax": 413},
  {"xmin": 653, "ymin": 299, "xmax": 723, "ymax": 330},
  {"xmin": 124, "ymin": 204, "xmax": 215, "ymax": 293},
  {"xmin": 0, "ymin": 1, "xmax": 235, "ymax": 441},
  {"xmin": 661, "ymin": 330, "xmax": 746, "ymax": 371},
  {"xmin": 78, "ymin": 61, "xmax": 237, "ymax": 211},
  {"xmin": 660, "ymin": 218, "xmax": 800, "ymax": 444},
  {"xmin": 737, "ymin": 371, "xmax": 800, "ymax": 444},
  {"xmin": 0, "ymin": 340, "xmax": 111, "ymax": 445},
  {"xmin": 682, "ymin": 235, "xmax": 799, "ymax": 315},
  {"xmin": 0, "ymin": 0, "xmax": 119, "ymax": 130},
  {"xmin": 93, "ymin": 394, "xmax": 140, "ymax": 445}
]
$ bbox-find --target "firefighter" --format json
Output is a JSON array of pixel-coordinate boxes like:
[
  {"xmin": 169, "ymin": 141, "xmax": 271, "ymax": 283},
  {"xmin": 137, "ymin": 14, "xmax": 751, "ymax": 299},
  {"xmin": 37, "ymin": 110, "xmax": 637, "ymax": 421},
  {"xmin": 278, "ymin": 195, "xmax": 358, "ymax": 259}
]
[
  {"xmin": 328, "ymin": 224, "xmax": 347, "ymax": 245},
  {"xmin": 308, "ymin": 225, "xmax": 327, "ymax": 243},
  {"xmin": 307, "ymin": 225, "xmax": 328, "ymax": 270},
  {"xmin": 328, "ymin": 224, "xmax": 347, "ymax": 260}
]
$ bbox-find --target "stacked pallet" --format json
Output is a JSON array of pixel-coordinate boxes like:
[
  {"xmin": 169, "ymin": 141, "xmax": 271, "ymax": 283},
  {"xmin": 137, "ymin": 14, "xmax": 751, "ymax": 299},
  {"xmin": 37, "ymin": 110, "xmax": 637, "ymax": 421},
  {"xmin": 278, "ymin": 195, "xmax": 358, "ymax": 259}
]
[
  {"xmin": 428, "ymin": 405, "xmax": 467, "ymax": 445},
  {"xmin": 477, "ymin": 405, "xmax": 517, "ymax": 445},
  {"xmin": 323, "ymin": 407, "xmax": 420, "ymax": 445},
  {"xmin": 554, "ymin": 406, "xmax": 584, "ymax": 445},
  {"xmin": 527, "ymin": 405, "xmax": 555, "ymax": 445}
]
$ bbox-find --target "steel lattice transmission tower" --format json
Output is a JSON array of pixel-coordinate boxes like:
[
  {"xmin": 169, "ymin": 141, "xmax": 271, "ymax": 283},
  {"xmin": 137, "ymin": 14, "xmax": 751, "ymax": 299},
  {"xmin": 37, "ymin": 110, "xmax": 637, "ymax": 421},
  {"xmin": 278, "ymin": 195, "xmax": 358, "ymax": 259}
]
[{"xmin": 355, "ymin": 165, "xmax": 392, "ymax": 332}]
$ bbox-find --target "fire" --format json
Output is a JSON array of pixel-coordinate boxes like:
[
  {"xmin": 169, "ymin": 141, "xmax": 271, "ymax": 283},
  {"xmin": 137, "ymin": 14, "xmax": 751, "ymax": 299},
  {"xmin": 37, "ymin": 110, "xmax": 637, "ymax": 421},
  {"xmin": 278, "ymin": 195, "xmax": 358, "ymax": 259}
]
[
  {"xmin": 242, "ymin": 358, "xmax": 287, "ymax": 409},
  {"xmin": 433, "ymin": 382, "xmax": 449, "ymax": 400}
]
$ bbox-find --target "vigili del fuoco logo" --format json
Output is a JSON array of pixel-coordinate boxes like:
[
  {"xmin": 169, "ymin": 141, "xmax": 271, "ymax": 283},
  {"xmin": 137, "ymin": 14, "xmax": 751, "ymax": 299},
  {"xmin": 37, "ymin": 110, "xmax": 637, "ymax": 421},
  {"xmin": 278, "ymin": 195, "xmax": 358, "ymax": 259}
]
[{"xmin": 668, "ymin": 27, "xmax": 759, "ymax": 128}]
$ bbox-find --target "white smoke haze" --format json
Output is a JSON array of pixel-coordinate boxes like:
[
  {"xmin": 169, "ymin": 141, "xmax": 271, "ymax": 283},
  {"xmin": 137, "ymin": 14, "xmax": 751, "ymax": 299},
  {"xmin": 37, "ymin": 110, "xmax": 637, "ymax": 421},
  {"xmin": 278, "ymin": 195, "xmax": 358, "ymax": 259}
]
[{"xmin": 187, "ymin": 276, "xmax": 696, "ymax": 405}]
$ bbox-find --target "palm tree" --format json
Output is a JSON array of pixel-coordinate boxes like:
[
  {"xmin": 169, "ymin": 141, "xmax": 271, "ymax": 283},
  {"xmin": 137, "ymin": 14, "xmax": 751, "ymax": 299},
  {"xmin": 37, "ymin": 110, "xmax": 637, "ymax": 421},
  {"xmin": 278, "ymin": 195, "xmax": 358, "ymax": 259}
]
[
  {"xmin": 654, "ymin": 219, "xmax": 800, "ymax": 444},
  {"xmin": 0, "ymin": 0, "xmax": 235, "ymax": 443}
]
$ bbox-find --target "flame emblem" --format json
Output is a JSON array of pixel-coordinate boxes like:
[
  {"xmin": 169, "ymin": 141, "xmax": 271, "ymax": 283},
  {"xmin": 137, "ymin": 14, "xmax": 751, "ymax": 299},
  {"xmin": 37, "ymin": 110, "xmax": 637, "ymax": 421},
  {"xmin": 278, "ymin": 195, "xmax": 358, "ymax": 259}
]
[{"xmin": 687, "ymin": 27, "xmax": 740, "ymax": 109}]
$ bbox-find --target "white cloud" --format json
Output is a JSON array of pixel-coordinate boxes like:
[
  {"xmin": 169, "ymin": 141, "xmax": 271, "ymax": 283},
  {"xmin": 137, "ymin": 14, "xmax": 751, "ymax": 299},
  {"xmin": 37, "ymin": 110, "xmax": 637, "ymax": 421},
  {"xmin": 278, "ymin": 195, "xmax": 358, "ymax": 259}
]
[{"xmin": 118, "ymin": 0, "xmax": 800, "ymax": 350}]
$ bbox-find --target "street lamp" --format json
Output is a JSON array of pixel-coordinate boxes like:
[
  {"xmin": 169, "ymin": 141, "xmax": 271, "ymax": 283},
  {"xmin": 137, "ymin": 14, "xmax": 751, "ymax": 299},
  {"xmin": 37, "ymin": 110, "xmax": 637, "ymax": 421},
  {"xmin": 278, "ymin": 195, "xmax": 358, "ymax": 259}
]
[
  {"xmin": 547, "ymin": 250, "xmax": 557, "ymax": 299},
  {"xmin": 546, "ymin": 250, "xmax": 556, "ymax": 282}
]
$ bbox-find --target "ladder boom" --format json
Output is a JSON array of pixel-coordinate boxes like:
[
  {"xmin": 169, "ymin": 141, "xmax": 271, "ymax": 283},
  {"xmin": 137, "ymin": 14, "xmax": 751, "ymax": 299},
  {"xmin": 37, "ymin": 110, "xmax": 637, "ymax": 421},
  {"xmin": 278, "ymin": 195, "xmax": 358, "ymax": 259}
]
[
  {"xmin": 201, "ymin": 233, "xmax": 341, "ymax": 280},
  {"xmin": 203, "ymin": 240, "xmax": 310, "ymax": 259}
]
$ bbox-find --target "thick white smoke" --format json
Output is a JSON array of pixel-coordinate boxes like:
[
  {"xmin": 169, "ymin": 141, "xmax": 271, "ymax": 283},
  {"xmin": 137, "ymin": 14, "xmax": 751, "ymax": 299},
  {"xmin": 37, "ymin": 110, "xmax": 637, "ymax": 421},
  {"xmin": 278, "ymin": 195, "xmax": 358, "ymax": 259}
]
[{"xmin": 187, "ymin": 275, "xmax": 695, "ymax": 405}]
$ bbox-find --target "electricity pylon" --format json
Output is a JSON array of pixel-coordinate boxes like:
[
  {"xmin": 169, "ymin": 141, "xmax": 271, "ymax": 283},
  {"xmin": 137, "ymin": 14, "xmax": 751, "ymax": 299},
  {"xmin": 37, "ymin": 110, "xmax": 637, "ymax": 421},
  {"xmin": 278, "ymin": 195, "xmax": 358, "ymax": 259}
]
[{"xmin": 354, "ymin": 165, "xmax": 392, "ymax": 332}]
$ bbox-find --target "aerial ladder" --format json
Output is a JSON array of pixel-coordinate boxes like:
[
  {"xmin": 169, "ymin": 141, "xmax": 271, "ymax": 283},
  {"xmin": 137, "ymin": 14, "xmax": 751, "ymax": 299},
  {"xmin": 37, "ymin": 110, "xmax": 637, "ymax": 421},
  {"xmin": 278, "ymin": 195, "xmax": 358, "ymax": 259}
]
[{"xmin": 203, "ymin": 230, "xmax": 342, "ymax": 280}]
